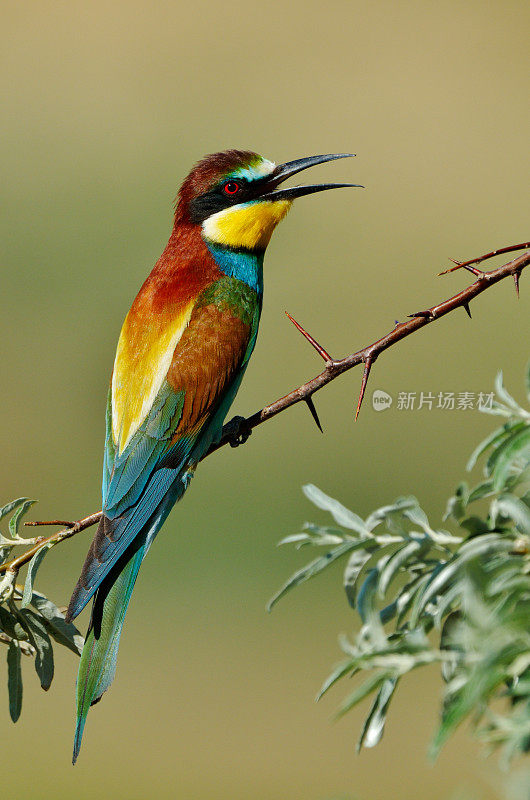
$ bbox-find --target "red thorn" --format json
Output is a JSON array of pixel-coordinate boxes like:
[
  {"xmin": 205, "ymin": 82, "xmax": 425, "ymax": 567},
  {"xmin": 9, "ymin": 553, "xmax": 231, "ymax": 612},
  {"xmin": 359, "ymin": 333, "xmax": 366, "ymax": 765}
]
[
  {"xmin": 463, "ymin": 265, "xmax": 484, "ymax": 277},
  {"xmin": 355, "ymin": 357, "xmax": 373, "ymax": 421},
  {"xmin": 513, "ymin": 271, "xmax": 521, "ymax": 299},
  {"xmin": 305, "ymin": 395, "xmax": 323, "ymax": 433},
  {"xmin": 438, "ymin": 259, "xmax": 463, "ymax": 276},
  {"xmin": 285, "ymin": 312, "xmax": 332, "ymax": 362},
  {"xmin": 408, "ymin": 310, "xmax": 433, "ymax": 319}
]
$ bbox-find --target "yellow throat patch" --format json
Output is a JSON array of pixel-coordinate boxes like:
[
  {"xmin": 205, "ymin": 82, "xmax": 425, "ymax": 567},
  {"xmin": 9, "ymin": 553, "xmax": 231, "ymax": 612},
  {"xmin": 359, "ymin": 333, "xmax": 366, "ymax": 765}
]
[{"xmin": 202, "ymin": 200, "xmax": 292, "ymax": 250}]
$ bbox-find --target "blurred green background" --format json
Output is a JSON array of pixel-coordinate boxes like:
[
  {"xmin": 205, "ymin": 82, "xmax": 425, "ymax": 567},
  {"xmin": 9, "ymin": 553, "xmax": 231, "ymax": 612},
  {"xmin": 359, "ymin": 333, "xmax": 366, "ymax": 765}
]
[{"xmin": 1, "ymin": 1, "xmax": 529, "ymax": 798}]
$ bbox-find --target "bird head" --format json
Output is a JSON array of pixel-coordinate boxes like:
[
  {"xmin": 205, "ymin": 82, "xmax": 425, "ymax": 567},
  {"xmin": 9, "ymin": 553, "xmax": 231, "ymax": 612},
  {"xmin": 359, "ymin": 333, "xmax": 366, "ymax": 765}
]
[{"xmin": 175, "ymin": 150, "xmax": 361, "ymax": 251}]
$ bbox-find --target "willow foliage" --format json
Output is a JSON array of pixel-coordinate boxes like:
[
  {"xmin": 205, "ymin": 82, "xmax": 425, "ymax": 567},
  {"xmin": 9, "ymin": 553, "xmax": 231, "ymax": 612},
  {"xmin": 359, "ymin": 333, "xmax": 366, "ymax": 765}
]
[
  {"xmin": 272, "ymin": 367, "xmax": 530, "ymax": 765},
  {"xmin": 0, "ymin": 501, "xmax": 83, "ymax": 721}
]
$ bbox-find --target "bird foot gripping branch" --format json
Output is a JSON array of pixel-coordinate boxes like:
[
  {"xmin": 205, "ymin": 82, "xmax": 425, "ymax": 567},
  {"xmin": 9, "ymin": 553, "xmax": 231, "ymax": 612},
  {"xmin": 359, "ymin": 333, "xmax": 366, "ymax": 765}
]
[{"xmin": 224, "ymin": 415, "xmax": 253, "ymax": 447}]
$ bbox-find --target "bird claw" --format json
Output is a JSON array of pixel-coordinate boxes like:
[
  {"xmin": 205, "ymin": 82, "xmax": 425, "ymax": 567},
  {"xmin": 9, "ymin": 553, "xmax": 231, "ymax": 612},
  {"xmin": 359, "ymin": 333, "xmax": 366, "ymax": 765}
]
[{"xmin": 225, "ymin": 416, "xmax": 252, "ymax": 447}]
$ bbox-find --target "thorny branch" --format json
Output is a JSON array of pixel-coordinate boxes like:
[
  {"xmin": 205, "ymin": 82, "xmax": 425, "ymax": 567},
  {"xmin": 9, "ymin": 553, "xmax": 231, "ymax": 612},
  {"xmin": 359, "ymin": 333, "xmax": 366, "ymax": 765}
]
[
  {"xmin": 0, "ymin": 513, "xmax": 102, "ymax": 577},
  {"xmin": 2, "ymin": 243, "xmax": 528, "ymax": 576}
]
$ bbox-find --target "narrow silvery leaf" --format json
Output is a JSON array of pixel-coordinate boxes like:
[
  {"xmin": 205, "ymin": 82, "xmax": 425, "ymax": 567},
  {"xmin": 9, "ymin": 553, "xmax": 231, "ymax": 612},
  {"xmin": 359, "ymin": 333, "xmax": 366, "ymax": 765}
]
[
  {"xmin": 357, "ymin": 569, "xmax": 386, "ymax": 648},
  {"xmin": 467, "ymin": 480, "xmax": 495, "ymax": 504},
  {"xmin": 378, "ymin": 541, "xmax": 423, "ymax": 597},
  {"xmin": 357, "ymin": 676, "xmax": 398, "ymax": 751},
  {"xmin": 408, "ymin": 571, "xmax": 441, "ymax": 629},
  {"xmin": 439, "ymin": 612, "xmax": 461, "ymax": 683},
  {"xmin": 0, "ymin": 605, "xmax": 19, "ymax": 638},
  {"xmin": 466, "ymin": 424, "xmax": 519, "ymax": 473},
  {"xmin": 490, "ymin": 494, "xmax": 530, "ymax": 534},
  {"xmin": 396, "ymin": 574, "xmax": 430, "ymax": 628},
  {"xmin": 21, "ymin": 610, "xmax": 54, "ymax": 690},
  {"xmin": 426, "ymin": 529, "xmax": 462, "ymax": 546},
  {"xmin": 487, "ymin": 562, "xmax": 525, "ymax": 596},
  {"xmin": 279, "ymin": 526, "xmax": 345, "ymax": 547},
  {"xmin": 316, "ymin": 659, "xmax": 355, "ymax": 701},
  {"xmin": 13, "ymin": 621, "xmax": 29, "ymax": 640},
  {"xmin": 21, "ymin": 544, "xmax": 52, "ymax": 608},
  {"xmin": 268, "ymin": 540, "xmax": 359, "ymax": 611},
  {"xmin": 303, "ymin": 522, "xmax": 347, "ymax": 540},
  {"xmin": 7, "ymin": 641, "xmax": 22, "ymax": 721},
  {"xmin": 492, "ymin": 427, "xmax": 530, "ymax": 491},
  {"xmin": 494, "ymin": 370, "xmax": 524, "ymax": 413},
  {"xmin": 379, "ymin": 600, "xmax": 398, "ymax": 624},
  {"xmin": 0, "ymin": 570, "xmax": 16, "ymax": 602},
  {"xmin": 8, "ymin": 499, "xmax": 36, "ymax": 539},
  {"xmin": 376, "ymin": 552, "xmax": 392, "ymax": 574},
  {"xmin": 484, "ymin": 422, "xmax": 528, "ymax": 488},
  {"xmin": 336, "ymin": 671, "xmax": 393, "ymax": 719},
  {"xmin": 364, "ymin": 497, "xmax": 418, "ymax": 534},
  {"xmin": 375, "ymin": 534, "xmax": 409, "ymax": 545},
  {"xmin": 433, "ymin": 583, "xmax": 461, "ymax": 630},
  {"xmin": 302, "ymin": 484, "xmax": 369, "ymax": 535},
  {"xmin": 277, "ymin": 533, "xmax": 311, "ymax": 546},
  {"xmin": 0, "ymin": 498, "xmax": 29, "ymax": 523},
  {"xmin": 403, "ymin": 504, "xmax": 435, "ymax": 535},
  {"xmin": 344, "ymin": 548, "xmax": 373, "ymax": 608},
  {"xmin": 29, "ymin": 591, "xmax": 84, "ymax": 656},
  {"xmin": 357, "ymin": 568, "xmax": 378, "ymax": 624},
  {"xmin": 485, "ymin": 426, "xmax": 523, "ymax": 477},
  {"xmin": 443, "ymin": 483, "xmax": 469, "ymax": 522}
]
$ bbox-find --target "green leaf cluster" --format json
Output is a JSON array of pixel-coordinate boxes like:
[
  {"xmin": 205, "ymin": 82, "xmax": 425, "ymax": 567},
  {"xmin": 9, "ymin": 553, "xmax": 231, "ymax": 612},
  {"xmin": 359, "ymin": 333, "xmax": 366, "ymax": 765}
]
[
  {"xmin": 0, "ymin": 499, "xmax": 83, "ymax": 721},
  {"xmin": 272, "ymin": 367, "xmax": 530, "ymax": 765}
]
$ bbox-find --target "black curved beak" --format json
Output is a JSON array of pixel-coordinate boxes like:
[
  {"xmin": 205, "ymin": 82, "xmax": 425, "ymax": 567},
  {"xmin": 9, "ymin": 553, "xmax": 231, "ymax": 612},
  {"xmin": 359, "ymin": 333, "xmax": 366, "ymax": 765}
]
[{"xmin": 260, "ymin": 153, "xmax": 363, "ymax": 201}]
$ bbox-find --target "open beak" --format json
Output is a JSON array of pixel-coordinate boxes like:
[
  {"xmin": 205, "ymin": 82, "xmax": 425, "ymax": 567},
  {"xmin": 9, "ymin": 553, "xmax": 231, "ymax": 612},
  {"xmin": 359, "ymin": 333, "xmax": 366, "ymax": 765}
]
[{"xmin": 260, "ymin": 153, "xmax": 363, "ymax": 201}]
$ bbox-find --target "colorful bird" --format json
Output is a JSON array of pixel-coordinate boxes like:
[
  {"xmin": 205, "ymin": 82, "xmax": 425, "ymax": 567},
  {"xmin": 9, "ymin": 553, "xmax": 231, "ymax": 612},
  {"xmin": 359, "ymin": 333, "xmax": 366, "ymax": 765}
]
[{"xmin": 66, "ymin": 149, "xmax": 360, "ymax": 762}]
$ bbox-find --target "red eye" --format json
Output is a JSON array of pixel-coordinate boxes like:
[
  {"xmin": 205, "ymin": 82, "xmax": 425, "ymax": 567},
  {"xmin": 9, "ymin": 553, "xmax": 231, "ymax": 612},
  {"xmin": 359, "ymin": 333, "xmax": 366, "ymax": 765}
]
[{"xmin": 223, "ymin": 181, "xmax": 241, "ymax": 195}]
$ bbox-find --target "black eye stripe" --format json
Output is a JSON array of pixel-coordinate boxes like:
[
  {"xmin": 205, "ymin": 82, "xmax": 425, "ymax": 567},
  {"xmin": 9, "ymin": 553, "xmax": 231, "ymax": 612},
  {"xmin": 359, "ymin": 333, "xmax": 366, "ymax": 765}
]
[{"xmin": 189, "ymin": 174, "xmax": 272, "ymax": 223}]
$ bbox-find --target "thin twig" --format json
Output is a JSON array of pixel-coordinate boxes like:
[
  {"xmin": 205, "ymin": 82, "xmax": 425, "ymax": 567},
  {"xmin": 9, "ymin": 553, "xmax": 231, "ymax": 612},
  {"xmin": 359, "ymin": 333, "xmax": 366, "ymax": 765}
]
[
  {"xmin": 5, "ymin": 245, "xmax": 528, "ymax": 575},
  {"xmin": 25, "ymin": 519, "xmax": 75, "ymax": 528},
  {"xmin": 0, "ymin": 513, "xmax": 102, "ymax": 575},
  {"xmin": 438, "ymin": 242, "xmax": 530, "ymax": 275}
]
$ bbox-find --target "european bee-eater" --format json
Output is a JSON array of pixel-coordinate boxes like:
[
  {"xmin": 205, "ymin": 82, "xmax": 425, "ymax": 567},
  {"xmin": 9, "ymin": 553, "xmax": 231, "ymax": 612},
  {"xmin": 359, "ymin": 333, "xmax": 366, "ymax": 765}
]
[{"xmin": 66, "ymin": 149, "xmax": 360, "ymax": 762}]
